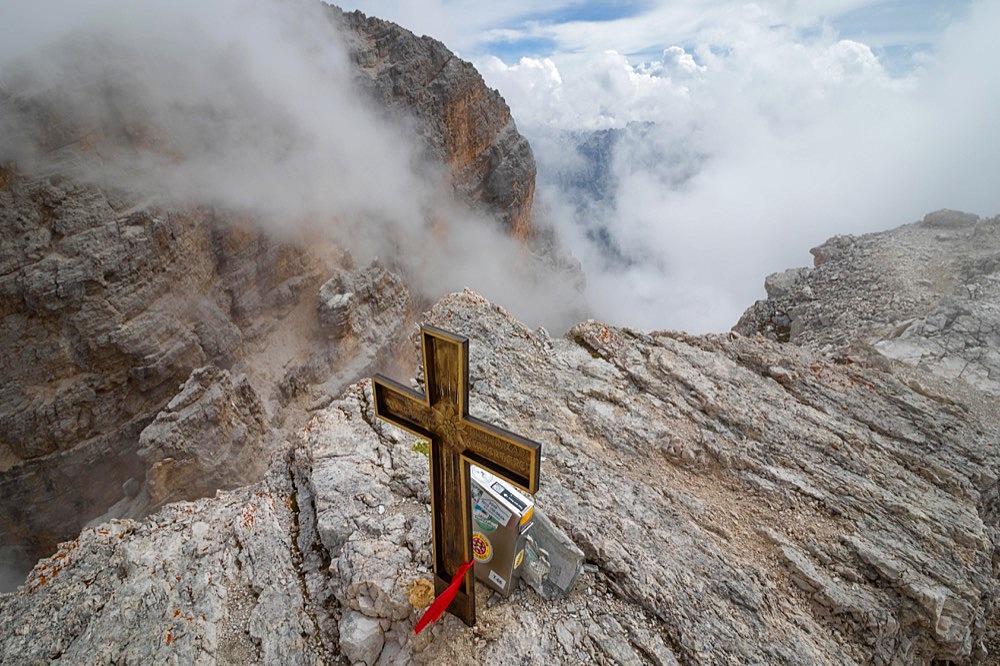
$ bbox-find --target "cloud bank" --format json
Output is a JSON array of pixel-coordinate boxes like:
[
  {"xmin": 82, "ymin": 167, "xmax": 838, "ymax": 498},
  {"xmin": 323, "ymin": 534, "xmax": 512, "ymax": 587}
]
[
  {"xmin": 343, "ymin": 0, "xmax": 996, "ymax": 332},
  {"xmin": 472, "ymin": 0, "xmax": 1000, "ymax": 331},
  {"xmin": 0, "ymin": 0, "xmax": 583, "ymax": 332},
  {"xmin": 3, "ymin": 0, "xmax": 998, "ymax": 334}
]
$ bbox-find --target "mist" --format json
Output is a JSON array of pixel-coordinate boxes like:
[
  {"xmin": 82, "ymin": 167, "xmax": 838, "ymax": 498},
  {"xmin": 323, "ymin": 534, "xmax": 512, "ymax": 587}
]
[
  {"xmin": 472, "ymin": 0, "xmax": 1000, "ymax": 332},
  {"xmin": 0, "ymin": 545, "xmax": 31, "ymax": 593},
  {"xmin": 0, "ymin": 0, "xmax": 584, "ymax": 332}
]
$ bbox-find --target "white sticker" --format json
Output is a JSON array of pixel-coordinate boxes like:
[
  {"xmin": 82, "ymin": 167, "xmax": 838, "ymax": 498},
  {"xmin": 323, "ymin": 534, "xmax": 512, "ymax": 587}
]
[
  {"xmin": 480, "ymin": 496, "xmax": 512, "ymax": 526},
  {"xmin": 488, "ymin": 569, "xmax": 507, "ymax": 590}
]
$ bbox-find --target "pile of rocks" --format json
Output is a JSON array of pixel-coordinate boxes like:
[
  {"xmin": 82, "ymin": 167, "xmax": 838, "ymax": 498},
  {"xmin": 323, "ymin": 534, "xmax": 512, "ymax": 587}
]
[{"xmin": 736, "ymin": 210, "xmax": 1000, "ymax": 396}]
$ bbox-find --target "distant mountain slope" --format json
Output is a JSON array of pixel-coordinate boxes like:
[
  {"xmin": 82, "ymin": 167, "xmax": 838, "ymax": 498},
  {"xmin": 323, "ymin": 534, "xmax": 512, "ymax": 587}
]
[{"xmin": 736, "ymin": 209, "xmax": 1000, "ymax": 396}]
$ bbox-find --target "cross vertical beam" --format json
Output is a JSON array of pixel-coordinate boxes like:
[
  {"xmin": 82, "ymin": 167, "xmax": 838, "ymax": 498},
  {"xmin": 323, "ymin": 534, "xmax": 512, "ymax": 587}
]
[{"xmin": 372, "ymin": 325, "xmax": 541, "ymax": 626}]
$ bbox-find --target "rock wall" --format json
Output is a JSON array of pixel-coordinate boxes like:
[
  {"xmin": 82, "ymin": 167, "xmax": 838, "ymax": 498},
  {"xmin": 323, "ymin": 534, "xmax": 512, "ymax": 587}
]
[
  {"xmin": 3, "ymin": 287, "xmax": 996, "ymax": 664},
  {"xmin": 0, "ymin": 171, "xmax": 333, "ymax": 568},
  {"xmin": 137, "ymin": 365, "xmax": 272, "ymax": 514},
  {"xmin": 0, "ymin": 1, "xmax": 540, "ymax": 579},
  {"xmin": 331, "ymin": 6, "xmax": 537, "ymax": 240}
]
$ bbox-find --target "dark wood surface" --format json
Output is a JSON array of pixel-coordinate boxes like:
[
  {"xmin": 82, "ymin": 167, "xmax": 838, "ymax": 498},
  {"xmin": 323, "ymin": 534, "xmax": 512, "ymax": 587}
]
[{"xmin": 372, "ymin": 325, "xmax": 541, "ymax": 625}]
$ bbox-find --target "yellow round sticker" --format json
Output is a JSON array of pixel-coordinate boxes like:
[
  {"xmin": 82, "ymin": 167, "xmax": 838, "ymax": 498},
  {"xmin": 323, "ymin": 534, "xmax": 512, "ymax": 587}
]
[
  {"xmin": 472, "ymin": 532, "xmax": 493, "ymax": 563},
  {"xmin": 514, "ymin": 549, "xmax": 525, "ymax": 569}
]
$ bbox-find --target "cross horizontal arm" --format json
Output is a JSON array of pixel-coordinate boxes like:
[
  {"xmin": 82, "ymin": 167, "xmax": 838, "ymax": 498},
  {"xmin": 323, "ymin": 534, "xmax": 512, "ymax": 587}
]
[
  {"xmin": 462, "ymin": 416, "xmax": 540, "ymax": 495},
  {"xmin": 372, "ymin": 375, "xmax": 434, "ymax": 439}
]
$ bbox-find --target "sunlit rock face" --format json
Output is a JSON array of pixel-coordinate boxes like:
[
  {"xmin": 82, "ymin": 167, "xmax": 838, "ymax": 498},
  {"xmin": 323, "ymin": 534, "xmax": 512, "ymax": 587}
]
[
  {"xmin": 332, "ymin": 6, "xmax": 537, "ymax": 241},
  {"xmin": 0, "ymin": 3, "xmax": 541, "ymax": 583}
]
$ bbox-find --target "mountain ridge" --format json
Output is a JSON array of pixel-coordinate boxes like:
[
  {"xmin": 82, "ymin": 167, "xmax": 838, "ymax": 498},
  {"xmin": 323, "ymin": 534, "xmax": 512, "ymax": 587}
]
[
  {"xmin": 0, "ymin": 3, "xmax": 998, "ymax": 665},
  {"xmin": 2, "ymin": 261, "xmax": 998, "ymax": 663}
]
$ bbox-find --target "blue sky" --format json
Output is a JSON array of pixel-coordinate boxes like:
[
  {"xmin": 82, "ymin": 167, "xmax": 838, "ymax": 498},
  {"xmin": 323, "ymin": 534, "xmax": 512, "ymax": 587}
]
[
  {"xmin": 830, "ymin": 0, "xmax": 973, "ymax": 74},
  {"xmin": 342, "ymin": 1, "xmax": 974, "ymax": 72}
]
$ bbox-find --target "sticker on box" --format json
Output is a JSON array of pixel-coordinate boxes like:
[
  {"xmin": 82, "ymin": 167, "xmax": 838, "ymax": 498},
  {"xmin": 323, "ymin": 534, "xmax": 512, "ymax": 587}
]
[
  {"xmin": 478, "ymin": 495, "xmax": 511, "ymax": 526},
  {"xmin": 472, "ymin": 532, "xmax": 493, "ymax": 563},
  {"xmin": 473, "ymin": 506, "xmax": 500, "ymax": 532},
  {"xmin": 488, "ymin": 569, "xmax": 507, "ymax": 590},
  {"xmin": 491, "ymin": 481, "xmax": 528, "ymax": 512}
]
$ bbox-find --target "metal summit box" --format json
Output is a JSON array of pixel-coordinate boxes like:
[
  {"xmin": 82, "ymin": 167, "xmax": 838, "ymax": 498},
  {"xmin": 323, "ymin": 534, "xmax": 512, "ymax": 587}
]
[{"xmin": 470, "ymin": 464, "xmax": 534, "ymax": 596}]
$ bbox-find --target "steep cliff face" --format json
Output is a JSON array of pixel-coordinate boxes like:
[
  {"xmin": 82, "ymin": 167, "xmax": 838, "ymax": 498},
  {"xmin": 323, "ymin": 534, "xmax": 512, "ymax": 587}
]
[
  {"xmin": 331, "ymin": 7, "xmax": 537, "ymax": 240},
  {"xmin": 2, "ymin": 284, "xmax": 996, "ymax": 664},
  {"xmin": 0, "ymin": 171, "xmax": 336, "ymax": 570},
  {"xmin": 0, "ymin": 3, "xmax": 541, "ymax": 582}
]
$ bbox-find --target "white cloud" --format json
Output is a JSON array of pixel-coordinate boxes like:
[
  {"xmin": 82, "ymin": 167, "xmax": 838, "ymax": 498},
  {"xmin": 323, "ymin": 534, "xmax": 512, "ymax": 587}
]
[
  {"xmin": 4, "ymin": 0, "xmax": 994, "ymax": 335},
  {"xmin": 475, "ymin": 1, "xmax": 1000, "ymax": 332}
]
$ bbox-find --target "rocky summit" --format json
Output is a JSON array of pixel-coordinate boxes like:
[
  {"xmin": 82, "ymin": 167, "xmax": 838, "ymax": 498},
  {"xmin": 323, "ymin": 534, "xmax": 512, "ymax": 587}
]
[
  {"xmin": 2, "ymin": 273, "xmax": 998, "ymax": 664},
  {"xmin": 1, "ymin": 3, "xmax": 999, "ymax": 666},
  {"xmin": 736, "ymin": 209, "xmax": 1000, "ymax": 398}
]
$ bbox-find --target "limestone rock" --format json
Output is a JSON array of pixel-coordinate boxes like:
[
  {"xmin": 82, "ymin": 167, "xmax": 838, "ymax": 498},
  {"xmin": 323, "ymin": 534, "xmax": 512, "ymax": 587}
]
[
  {"xmin": 921, "ymin": 209, "xmax": 980, "ymax": 228},
  {"xmin": 340, "ymin": 611, "xmax": 385, "ymax": 666},
  {"xmin": 4, "ymin": 287, "xmax": 996, "ymax": 664},
  {"xmin": 318, "ymin": 261, "xmax": 411, "ymax": 342},
  {"xmin": 137, "ymin": 365, "xmax": 272, "ymax": 514},
  {"xmin": 0, "ymin": 465, "xmax": 335, "ymax": 664},
  {"xmin": 764, "ymin": 266, "xmax": 813, "ymax": 300},
  {"xmin": 0, "ymin": 172, "xmax": 331, "ymax": 570},
  {"xmin": 736, "ymin": 212, "xmax": 1000, "ymax": 396},
  {"xmin": 331, "ymin": 6, "xmax": 537, "ymax": 239}
]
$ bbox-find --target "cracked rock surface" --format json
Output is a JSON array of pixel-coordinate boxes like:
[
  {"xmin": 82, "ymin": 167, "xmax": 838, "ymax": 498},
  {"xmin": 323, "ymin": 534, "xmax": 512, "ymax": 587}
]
[
  {"xmin": 4, "ymin": 287, "xmax": 997, "ymax": 664},
  {"xmin": 736, "ymin": 210, "xmax": 1000, "ymax": 397}
]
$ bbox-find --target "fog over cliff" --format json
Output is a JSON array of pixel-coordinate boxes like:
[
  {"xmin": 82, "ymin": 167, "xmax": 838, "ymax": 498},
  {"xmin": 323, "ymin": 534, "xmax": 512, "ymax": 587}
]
[
  {"xmin": 479, "ymin": 1, "xmax": 1000, "ymax": 332},
  {"xmin": 8, "ymin": 1, "xmax": 997, "ymax": 336},
  {"xmin": 0, "ymin": 0, "xmax": 583, "ymax": 331},
  {"xmin": 343, "ymin": 0, "xmax": 1000, "ymax": 332},
  {"xmin": 0, "ymin": 0, "xmax": 586, "ymax": 591}
]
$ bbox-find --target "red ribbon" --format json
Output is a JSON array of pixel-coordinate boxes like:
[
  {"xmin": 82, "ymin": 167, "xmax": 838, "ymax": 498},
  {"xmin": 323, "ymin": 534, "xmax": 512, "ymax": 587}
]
[{"xmin": 413, "ymin": 560, "xmax": 475, "ymax": 635}]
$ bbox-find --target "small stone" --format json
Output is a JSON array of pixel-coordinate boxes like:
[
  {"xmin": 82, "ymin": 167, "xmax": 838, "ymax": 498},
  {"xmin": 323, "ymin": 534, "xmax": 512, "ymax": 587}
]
[
  {"xmin": 339, "ymin": 611, "xmax": 384, "ymax": 666},
  {"xmin": 407, "ymin": 579, "xmax": 434, "ymax": 609}
]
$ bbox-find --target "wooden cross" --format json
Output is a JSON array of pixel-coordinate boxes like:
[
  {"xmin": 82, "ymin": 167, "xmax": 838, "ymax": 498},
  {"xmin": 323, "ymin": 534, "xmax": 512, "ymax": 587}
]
[{"xmin": 371, "ymin": 325, "xmax": 541, "ymax": 626}]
